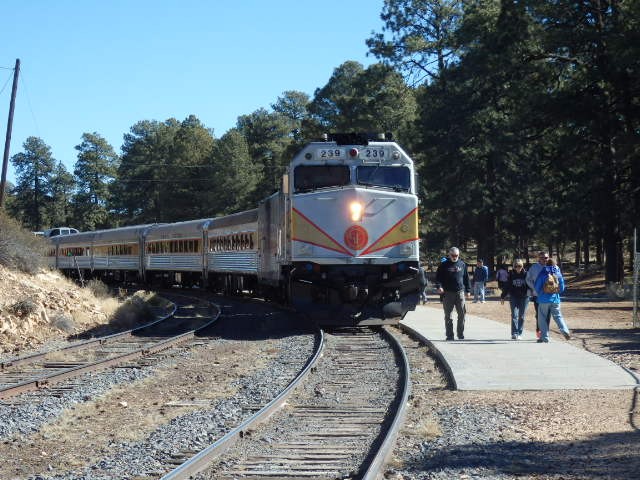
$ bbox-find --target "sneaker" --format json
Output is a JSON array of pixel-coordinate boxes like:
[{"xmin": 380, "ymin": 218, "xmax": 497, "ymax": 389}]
[
  {"xmin": 511, "ymin": 334, "xmax": 517, "ymax": 340},
  {"xmin": 458, "ymin": 335, "xmax": 464, "ymax": 340},
  {"xmin": 562, "ymin": 331, "xmax": 571, "ymax": 340},
  {"xmin": 536, "ymin": 338, "xmax": 549, "ymax": 343},
  {"xmin": 446, "ymin": 336, "xmax": 454, "ymax": 341},
  {"xmin": 481, "ymin": 300, "xmax": 486, "ymax": 303},
  {"xmin": 516, "ymin": 335, "xmax": 522, "ymax": 340}
]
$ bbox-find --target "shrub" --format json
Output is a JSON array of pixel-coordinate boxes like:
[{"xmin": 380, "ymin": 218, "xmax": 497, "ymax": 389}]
[
  {"xmin": 8, "ymin": 298, "xmax": 38, "ymax": 317},
  {"xmin": 51, "ymin": 312, "xmax": 76, "ymax": 333},
  {"xmin": 85, "ymin": 279, "xmax": 111, "ymax": 298},
  {"xmin": 0, "ymin": 212, "xmax": 47, "ymax": 274},
  {"xmin": 110, "ymin": 295, "xmax": 154, "ymax": 329}
]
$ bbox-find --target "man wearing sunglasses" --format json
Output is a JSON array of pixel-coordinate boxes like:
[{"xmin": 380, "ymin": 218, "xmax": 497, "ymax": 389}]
[{"xmin": 435, "ymin": 246, "xmax": 471, "ymax": 340}]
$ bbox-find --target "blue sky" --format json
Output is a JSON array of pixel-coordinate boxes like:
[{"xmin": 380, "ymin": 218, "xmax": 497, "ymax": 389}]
[{"xmin": 1, "ymin": 0, "xmax": 385, "ymax": 184}]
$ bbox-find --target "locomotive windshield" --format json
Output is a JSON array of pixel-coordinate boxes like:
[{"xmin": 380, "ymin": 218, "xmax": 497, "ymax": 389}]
[
  {"xmin": 294, "ymin": 165, "xmax": 350, "ymax": 192},
  {"xmin": 356, "ymin": 166, "xmax": 411, "ymax": 192}
]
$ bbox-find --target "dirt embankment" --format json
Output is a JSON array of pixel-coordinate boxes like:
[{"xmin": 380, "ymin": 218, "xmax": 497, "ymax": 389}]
[{"xmin": 0, "ymin": 265, "xmax": 118, "ymax": 355}]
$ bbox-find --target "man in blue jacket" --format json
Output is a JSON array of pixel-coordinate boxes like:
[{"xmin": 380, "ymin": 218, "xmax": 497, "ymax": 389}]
[
  {"xmin": 534, "ymin": 258, "xmax": 571, "ymax": 343},
  {"xmin": 473, "ymin": 259, "xmax": 489, "ymax": 303},
  {"xmin": 436, "ymin": 247, "xmax": 471, "ymax": 340}
]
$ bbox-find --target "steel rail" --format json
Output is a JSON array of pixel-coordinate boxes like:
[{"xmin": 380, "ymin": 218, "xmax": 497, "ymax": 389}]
[
  {"xmin": 361, "ymin": 326, "xmax": 412, "ymax": 480},
  {"xmin": 0, "ymin": 302, "xmax": 177, "ymax": 370},
  {"xmin": 160, "ymin": 326, "xmax": 325, "ymax": 480},
  {"xmin": 0, "ymin": 298, "xmax": 219, "ymax": 399}
]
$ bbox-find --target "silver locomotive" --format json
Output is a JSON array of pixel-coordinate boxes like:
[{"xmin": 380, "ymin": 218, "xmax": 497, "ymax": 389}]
[{"xmin": 49, "ymin": 134, "xmax": 422, "ymax": 325}]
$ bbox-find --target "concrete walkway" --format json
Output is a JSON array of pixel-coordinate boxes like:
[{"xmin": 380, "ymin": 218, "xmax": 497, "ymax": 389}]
[{"xmin": 400, "ymin": 305, "xmax": 639, "ymax": 391}]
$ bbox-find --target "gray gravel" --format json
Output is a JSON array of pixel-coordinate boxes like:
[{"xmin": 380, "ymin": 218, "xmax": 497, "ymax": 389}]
[
  {"xmin": 386, "ymin": 329, "xmax": 541, "ymax": 480},
  {"xmin": 199, "ymin": 328, "xmax": 402, "ymax": 479},
  {"xmin": 393, "ymin": 405, "xmax": 530, "ymax": 480},
  {"xmin": 0, "ymin": 365, "xmax": 152, "ymax": 441},
  {"xmin": 1, "ymin": 326, "xmax": 316, "ymax": 480}
]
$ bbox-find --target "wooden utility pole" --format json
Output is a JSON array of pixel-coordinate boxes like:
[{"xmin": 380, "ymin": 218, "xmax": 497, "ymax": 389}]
[{"xmin": 0, "ymin": 58, "xmax": 20, "ymax": 208}]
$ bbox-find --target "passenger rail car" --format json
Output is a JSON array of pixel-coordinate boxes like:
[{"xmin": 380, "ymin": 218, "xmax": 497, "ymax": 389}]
[{"xmin": 49, "ymin": 133, "xmax": 422, "ymax": 325}]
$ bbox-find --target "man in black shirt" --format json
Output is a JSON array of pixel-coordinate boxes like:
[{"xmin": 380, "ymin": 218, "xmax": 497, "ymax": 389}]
[{"xmin": 435, "ymin": 247, "xmax": 471, "ymax": 340}]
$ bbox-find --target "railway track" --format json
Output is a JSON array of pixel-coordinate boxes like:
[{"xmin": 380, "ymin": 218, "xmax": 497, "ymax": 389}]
[
  {"xmin": 165, "ymin": 326, "xmax": 409, "ymax": 480},
  {"xmin": 0, "ymin": 293, "xmax": 217, "ymax": 399}
]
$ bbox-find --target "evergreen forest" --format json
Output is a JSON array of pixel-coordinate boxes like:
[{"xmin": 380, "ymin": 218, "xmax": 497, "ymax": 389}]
[{"xmin": 3, "ymin": 0, "xmax": 639, "ymax": 284}]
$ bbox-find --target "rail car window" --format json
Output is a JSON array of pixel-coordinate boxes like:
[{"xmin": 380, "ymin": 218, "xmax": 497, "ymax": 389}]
[
  {"xmin": 209, "ymin": 233, "xmax": 256, "ymax": 252},
  {"xmin": 61, "ymin": 247, "xmax": 85, "ymax": 257},
  {"xmin": 147, "ymin": 239, "xmax": 200, "ymax": 254},
  {"xmin": 94, "ymin": 244, "xmax": 137, "ymax": 255},
  {"xmin": 294, "ymin": 165, "xmax": 350, "ymax": 192},
  {"xmin": 356, "ymin": 166, "xmax": 411, "ymax": 192}
]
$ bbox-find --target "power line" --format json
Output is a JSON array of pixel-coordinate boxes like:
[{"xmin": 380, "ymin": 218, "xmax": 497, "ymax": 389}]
[
  {"xmin": 0, "ymin": 70, "xmax": 13, "ymax": 96},
  {"xmin": 19, "ymin": 71, "xmax": 40, "ymax": 139}
]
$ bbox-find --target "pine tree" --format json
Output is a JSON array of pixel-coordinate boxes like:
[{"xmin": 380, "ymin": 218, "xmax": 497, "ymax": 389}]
[{"xmin": 9, "ymin": 136, "xmax": 56, "ymax": 230}]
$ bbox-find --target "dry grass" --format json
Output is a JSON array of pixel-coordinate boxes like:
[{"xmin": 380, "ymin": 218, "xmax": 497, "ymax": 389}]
[{"xmin": 0, "ymin": 212, "xmax": 47, "ymax": 274}]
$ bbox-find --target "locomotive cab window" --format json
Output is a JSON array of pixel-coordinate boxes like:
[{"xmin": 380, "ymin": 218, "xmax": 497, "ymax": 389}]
[
  {"xmin": 356, "ymin": 166, "xmax": 411, "ymax": 192},
  {"xmin": 294, "ymin": 165, "xmax": 350, "ymax": 193}
]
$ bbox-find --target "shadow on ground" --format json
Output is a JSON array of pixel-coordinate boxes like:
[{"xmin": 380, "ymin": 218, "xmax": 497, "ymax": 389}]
[
  {"xmin": 406, "ymin": 430, "xmax": 640, "ymax": 479},
  {"xmin": 574, "ymin": 328, "xmax": 640, "ymax": 353}
]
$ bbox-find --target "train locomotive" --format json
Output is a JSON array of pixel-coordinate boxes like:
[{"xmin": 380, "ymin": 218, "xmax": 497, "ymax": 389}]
[{"xmin": 48, "ymin": 133, "xmax": 422, "ymax": 325}]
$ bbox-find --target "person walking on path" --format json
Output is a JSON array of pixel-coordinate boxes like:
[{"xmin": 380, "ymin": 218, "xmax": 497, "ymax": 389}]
[
  {"xmin": 500, "ymin": 259, "xmax": 529, "ymax": 340},
  {"xmin": 534, "ymin": 258, "xmax": 571, "ymax": 343},
  {"xmin": 526, "ymin": 251, "xmax": 550, "ymax": 338},
  {"xmin": 473, "ymin": 259, "xmax": 489, "ymax": 303},
  {"xmin": 496, "ymin": 264, "xmax": 509, "ymax": 295},
  {"xmin": 419, "ymin": 265, "xmax": 429, "ymax": 304},
  {"xmin": 435, "ymin": 247, "xmax": 471, "ymax": 340}
]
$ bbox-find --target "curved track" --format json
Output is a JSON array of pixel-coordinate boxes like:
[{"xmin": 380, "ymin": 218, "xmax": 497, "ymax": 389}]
[
  {"xmin": 0, "ymin": 294, "xmax": 217, "ymax": 399},
  {"xmin": 170, "ymin": 326, "xmax": 410, "ymax": 480}
]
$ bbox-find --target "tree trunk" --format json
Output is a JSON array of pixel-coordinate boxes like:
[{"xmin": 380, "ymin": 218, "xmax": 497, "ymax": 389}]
[
  {"xmin": 604, "ymin": 227, "xmax": 623, "ymax": 283},
  {"xmin": 583, "ymin": 231, "xmax": 590, "ymax": 267}
]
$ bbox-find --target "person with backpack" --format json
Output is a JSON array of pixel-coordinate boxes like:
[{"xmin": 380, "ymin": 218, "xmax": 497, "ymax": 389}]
[
  {"xmin": 526, "ymin": 251, "xmax": 551, "ymax": 338},
  {"xmin": 533, "ymin": 257, "xmax": 571, "ymax": 343},
  {"xmin": 472, "ymin": 259, "xmax": 489, "ymax": 303},
  {"xmin": 500, "ymin": 259, "xmax": 529, "ymax": 340}
]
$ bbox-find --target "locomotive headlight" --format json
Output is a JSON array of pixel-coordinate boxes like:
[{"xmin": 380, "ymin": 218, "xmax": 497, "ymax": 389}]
[{"xmin": 349, "ymin": 201, "xmax": 364, "ymax": 222}]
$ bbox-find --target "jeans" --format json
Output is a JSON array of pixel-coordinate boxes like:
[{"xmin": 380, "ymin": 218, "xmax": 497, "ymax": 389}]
[
  {"xmin": 537, "ymin": 302, "xmax": 570, "ymax": 340},
  {"xmin": 473, "ymin": 282, "xmax": 486, "ymax": 302},
  {"xmin": 509, "ymin": 296, "xmax": 529, "ymax": 335},
  {"xmin": 420, "ymin": 286, "xmax": 428, "ymax": 304},
  {"xmin": 443, "ymin": 290, "xmax": 466, "ymax": 338},
  {"xmin": 532, "ymin": 296, "xmax": 550, "ymax": 332}
]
